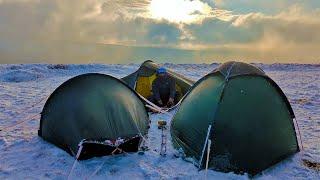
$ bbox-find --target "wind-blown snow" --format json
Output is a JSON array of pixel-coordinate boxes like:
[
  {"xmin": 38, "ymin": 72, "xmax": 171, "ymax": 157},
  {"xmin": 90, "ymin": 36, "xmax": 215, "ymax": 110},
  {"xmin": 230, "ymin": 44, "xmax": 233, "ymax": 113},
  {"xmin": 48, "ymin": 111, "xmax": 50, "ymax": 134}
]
[{"xmin": 0, "ymin": 63, "xmax": 319, "ymax": 179}]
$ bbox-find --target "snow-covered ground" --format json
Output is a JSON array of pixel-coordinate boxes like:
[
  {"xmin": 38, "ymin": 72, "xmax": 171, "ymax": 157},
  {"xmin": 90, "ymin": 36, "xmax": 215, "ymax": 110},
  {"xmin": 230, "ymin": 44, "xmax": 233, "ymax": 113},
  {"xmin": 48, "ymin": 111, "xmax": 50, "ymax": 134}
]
[{"xmin": 0, "ymin": 63, "xmax": 319, "ymax": 179}]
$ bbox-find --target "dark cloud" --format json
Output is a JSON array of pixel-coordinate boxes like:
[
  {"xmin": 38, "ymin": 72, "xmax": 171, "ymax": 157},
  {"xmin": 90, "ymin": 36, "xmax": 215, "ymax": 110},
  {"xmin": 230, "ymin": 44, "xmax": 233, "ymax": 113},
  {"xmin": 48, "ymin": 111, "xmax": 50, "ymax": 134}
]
[
  {"xmin": 233, "ymin": 12, "xmax": 320, "ymax": 44},
  {"xmin": 146, "ymin": 22, "xmax": 182, "ymax": 44},
  {"xmin": 185, "ymin": 18, "xmax": 260, "ymax": 44}
]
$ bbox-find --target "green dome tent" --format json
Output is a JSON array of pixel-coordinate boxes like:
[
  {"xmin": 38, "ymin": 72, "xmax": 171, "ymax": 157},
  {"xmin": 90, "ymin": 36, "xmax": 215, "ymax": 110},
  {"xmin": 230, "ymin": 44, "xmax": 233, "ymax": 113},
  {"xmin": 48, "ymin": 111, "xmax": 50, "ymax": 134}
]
[
  {"xmin": 171, "ymin": 62, "xmax": 299, "ymax": 175},
  {"xmin": 38, "ymin": 73, "xmax": 149, "ymax": 159},
  {"xmin": 122, "ymin": 60, "xmax": 195, "ymax": 106}
]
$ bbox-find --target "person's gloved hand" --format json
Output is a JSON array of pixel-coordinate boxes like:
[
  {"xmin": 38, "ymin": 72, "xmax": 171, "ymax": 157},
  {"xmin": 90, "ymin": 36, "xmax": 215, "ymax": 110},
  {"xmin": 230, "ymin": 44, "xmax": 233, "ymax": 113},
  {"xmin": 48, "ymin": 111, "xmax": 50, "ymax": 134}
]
[
  {"xmin": 167, "ymin": 98, "xmax": 174, "ymax": 107},
  {"xmin": 157, "ymin": 100, "xmax": 163, "ymax": 106}
]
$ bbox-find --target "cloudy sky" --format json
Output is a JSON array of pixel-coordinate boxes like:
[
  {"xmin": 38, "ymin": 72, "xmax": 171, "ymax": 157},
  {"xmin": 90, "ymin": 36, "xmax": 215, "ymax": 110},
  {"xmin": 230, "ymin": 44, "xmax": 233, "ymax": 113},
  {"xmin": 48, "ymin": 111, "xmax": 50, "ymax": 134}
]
[{"xmin": 0, "ymin": 0, "xmax": 319, "ymax": 63}]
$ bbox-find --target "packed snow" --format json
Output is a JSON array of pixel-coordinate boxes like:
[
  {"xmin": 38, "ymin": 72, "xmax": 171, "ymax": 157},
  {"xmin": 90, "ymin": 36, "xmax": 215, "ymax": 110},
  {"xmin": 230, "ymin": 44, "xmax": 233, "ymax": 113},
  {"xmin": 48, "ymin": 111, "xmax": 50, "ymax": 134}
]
[{"xmin": 0, "ymin": 63, "xmax": 319, "ymax": 179}]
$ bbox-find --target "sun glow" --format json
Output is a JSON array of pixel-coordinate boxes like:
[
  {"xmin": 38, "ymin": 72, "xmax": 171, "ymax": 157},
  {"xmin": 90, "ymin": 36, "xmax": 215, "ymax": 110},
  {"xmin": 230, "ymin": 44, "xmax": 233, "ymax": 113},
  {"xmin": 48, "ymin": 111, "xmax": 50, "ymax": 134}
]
[{"xmin": 148, "ymin": 0, "xmax": 212, "ymax": 24}]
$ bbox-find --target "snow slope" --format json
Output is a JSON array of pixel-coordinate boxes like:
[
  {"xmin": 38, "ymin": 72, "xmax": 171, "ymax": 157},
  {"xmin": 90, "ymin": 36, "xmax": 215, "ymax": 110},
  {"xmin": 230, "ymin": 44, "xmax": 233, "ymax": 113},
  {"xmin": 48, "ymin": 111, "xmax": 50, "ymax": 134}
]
[{"xmin": 0, "ymin": 63, "xmax": 319, "ymax": 179}]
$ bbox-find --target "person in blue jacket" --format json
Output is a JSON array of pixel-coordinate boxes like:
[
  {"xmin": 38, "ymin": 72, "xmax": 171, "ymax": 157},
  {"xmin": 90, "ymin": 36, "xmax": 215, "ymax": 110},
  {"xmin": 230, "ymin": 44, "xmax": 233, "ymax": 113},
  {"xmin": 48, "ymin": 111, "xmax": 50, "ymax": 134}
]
[{"xmin": 149, "ymin": 67, "xmax": 177, "ymax": 107}]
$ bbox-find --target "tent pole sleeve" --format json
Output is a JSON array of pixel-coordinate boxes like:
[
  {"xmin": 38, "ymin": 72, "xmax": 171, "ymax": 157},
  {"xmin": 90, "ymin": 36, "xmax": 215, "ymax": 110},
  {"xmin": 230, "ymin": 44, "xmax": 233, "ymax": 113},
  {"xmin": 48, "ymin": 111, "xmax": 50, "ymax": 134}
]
[
  {"xmin": 205, "ymin": 139, "xmax": 212, "ymax": 179},
  {"xmin": 198, "ymin": 124, "xmax": 212, "ymax": 169},
  {"xmin": 293, "ymin": 118, "xmax": 304, "ymax": 150}
]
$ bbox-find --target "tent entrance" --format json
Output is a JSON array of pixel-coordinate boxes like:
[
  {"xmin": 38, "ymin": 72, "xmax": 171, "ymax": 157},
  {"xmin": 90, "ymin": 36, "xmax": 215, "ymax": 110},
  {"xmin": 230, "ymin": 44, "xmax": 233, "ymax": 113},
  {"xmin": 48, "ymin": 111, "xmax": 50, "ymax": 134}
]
[
  {"xmin": 78, "ymin": 136, "xmax": 142, "ymax": 160},
  {"xmin": 135, "ymin": 73, "xmax": 157, "ymax": 98},
  {"xmin": 135, "ymin": 73, "xmax": 183, "ymax": 103}
]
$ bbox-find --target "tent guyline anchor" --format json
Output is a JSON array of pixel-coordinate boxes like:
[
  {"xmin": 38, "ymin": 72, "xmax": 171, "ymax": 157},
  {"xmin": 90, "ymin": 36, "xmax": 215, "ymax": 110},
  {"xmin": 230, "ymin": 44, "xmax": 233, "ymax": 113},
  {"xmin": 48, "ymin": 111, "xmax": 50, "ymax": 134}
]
[
  {"xmin": 67, "ymin": 138, "xmax": 130, "ymax": 179},
  {"xmin": 84, "ymin": 135, "xmax": 148, "ymax": 178},
  {"xmin": 138, "ymin": 133, "xmax": 149, "ymax": 154}
]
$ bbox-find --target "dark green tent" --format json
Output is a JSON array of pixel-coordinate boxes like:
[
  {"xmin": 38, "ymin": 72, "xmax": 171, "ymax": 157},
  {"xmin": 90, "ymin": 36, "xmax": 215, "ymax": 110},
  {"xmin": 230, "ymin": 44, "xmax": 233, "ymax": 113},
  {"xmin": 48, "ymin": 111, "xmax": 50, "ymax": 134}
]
[
  {"xmin": 39, "ymin": 73, "xmax": 149, "ymax": 159},
  {"xmin": 122, "ymin": 60, "xmax": 194, "ymax": 105},
  {"xmin": 171, "ymin": 61, "xmax": 299, "ymax": 175}
]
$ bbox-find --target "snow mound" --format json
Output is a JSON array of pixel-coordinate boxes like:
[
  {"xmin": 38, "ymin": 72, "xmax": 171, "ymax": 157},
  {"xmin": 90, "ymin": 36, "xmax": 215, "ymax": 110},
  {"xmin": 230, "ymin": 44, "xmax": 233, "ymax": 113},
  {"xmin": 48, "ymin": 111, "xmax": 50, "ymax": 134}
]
[
  {"xmin": 47, "ymin": 64, "xmax": 69, "ymax": 70},
  {"xmin": 1, "ymin": 70, "xmax": 44, "ymax": 82},
  {"xmin": 0, "ymin": 139, "xmax": 6, "ymax": 146}
]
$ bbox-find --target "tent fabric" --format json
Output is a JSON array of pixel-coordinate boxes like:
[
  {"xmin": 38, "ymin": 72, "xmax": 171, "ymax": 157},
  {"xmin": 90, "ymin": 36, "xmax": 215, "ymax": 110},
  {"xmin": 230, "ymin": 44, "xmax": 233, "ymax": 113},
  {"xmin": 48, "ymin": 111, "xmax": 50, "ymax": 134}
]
[
  {"xmin": 213, "ymin": 61, "xmax": 294, "ymax": 118},
  {"xmin": 212, "ymin": 61, "xmax": 266, "ymax": 78},
  {"xmin": 171, "ymin": 61, "xmax": 299, "ymax": 175},
  {"xmin": 121, "ymin": 60, "xmax": 195, "ymax": 103},
  {"xmin": 38, "ymin": 73, "xmax": 149, "ymax": 158}
]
